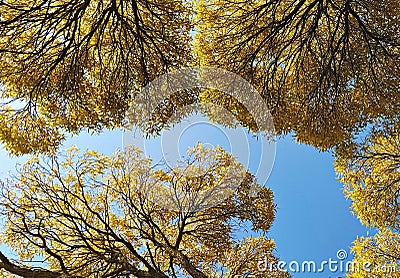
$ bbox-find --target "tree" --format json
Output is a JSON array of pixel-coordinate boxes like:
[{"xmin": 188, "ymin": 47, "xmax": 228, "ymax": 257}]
[
  {"xmin": 0, "ymin": 144, "xmax": 290, "ymax": 278},
  {"xmin": 347, "ymin": 229, "xmax": 399, "ymax": 277},
  {"xmin": 194, "ymin": 0, "xmax": 400, "ymax": 150},
  {"xmin": 335, "ymin": 124, "xmax": 400, "ymax": 277},
  {"xmin": 0, "ymin": 0, "xmax": 192, "ymax": 155},
  {"xmin": 1, "ymin": 0, "xmax": 399, "ymax": 155},
  {"xmin": 335, "ymin": 127, "xmax": 399, "ymax": 230},
  {"xmin": 1, "ymin": 1, "xmax": 399, "ymax": 276}
]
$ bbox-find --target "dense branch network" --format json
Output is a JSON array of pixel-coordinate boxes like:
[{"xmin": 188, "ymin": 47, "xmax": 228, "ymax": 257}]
[
  {"xmin": 195, "ymin": 0, "xmax": 400, "ymax": 149},
  {"xmin": 0, "ymin": 145, "xmax": 288, "ymax": 278},
  {"xmin": 0, "ymin": 0, "xmax": 192, "ymax": 154}
]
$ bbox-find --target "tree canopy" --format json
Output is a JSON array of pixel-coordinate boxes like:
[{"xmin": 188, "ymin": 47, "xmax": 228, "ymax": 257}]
[
  {"xmin": 0, "ymin": 0, "xmax": 192, "ymax": 154},
  {"xmin": 335, "ymin": 124, "xmax": 400, "ymax": 276},
  {"xmin": 195, "ymin": 0, "xmax": 400, "ymax": 149},
  {"xmin": 0, "ymin": 145, "xmax": 289, "ymax": 278},
  {"xmin": 1, "ymin": 0, "xmax": 399, "ymax": 154},
  {"xmin": 0, "ymin": 0, "xmax": 399, "ymax": 277}
]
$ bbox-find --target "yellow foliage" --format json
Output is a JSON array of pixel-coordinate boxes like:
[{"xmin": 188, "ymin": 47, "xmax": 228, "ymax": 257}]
[
  {"xmin": 194, "ymin": 0, "xmax": 400, "ymax": 150},
  {"xmin": 335, "ymin": 127, "xmax": 400, "ymax": 277},
  {"xmin": 0, "ymin": 144, "xmax": 287, "ymax": 277},
  {"xmin": 0, "ymin": 0, "xmax": 193, "ymax": 155}
]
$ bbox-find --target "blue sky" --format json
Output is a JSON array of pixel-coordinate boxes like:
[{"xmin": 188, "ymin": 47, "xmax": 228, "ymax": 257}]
[{"xmin": 0, "ymin": 119, "xmax": 369, "ymax": 278}]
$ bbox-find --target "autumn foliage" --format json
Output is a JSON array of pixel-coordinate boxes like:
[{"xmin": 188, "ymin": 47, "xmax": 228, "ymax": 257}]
[
  {"xmin": 0, "ymin": 145, "xmax": 287, "ymax": 278},
  {"xmin": 0, "ymin": 0, "xmax": 399, "ymax": 277}
]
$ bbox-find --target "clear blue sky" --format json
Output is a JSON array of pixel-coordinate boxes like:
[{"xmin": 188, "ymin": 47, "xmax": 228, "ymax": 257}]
[{"xmin": 0, "ymin": 119, "xmax": 370, "ymax": 278}]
